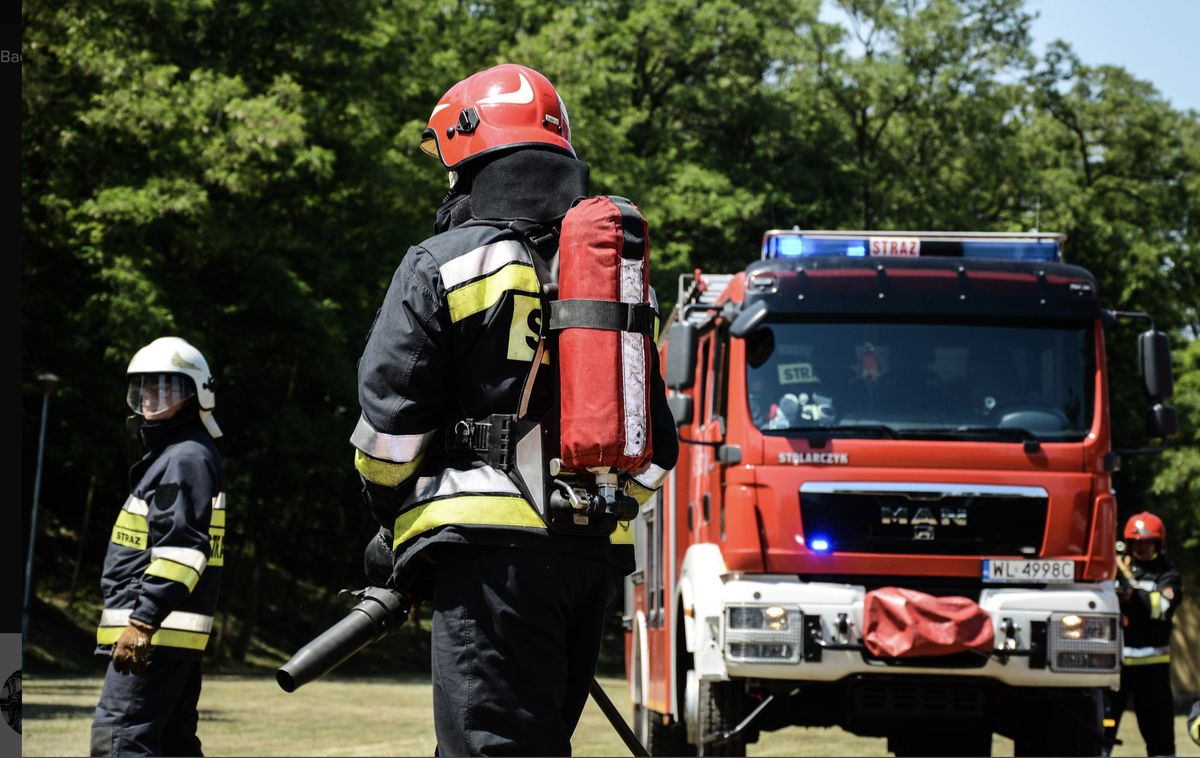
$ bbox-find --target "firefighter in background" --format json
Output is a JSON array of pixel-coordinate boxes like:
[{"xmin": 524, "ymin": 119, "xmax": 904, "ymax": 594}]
[
  {"xmin": 1106, "ymin": 511, "xmax": 1182, "ymax": 757},
  {"xmin": 352, "ymin": 63, "xmax": 678, "ymax": 756},
  {"xmin": 91, "ymin": 337, "xmax": 226, "ymax": 757}
]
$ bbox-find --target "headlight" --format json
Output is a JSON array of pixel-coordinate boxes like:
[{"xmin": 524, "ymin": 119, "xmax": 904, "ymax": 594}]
[
  {"xmin": 724, "ymin": 605, "xmax": 803, "ymax": 664},
  {"xmin": 1048, "ymin": 613, "xmax": 1120, "ymax": 673}
]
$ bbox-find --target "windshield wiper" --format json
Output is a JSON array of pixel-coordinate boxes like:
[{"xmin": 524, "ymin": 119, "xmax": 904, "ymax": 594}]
[
  {"xmin": 824, "ymin": 423, "xmax": 901, "ymax": 439},
  {"xmin": 916, "ymin": 426, "xmax": 1038, "ymax": 441}
]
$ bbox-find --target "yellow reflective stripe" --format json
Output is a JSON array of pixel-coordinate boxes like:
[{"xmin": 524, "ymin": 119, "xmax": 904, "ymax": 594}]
[
  {"xmin": 145, "ymin": 559, "xmax": 201, "ymax": 592},
  {"xmin": 208, "ymin": 527, "xmax": 225, "ymax": 567},
  {"xmin": 393, "ymin": 495, "xmax": 544, "ymax": 548},
  {"xmin": 151, "ymin": 629, "xmax": 210, "ymax": 650},
  {"xmin": 111, "ymin": 510, "xmax": 150, "ymax": 550},
  {"xmin": 356, "ymin": 449, "xmax": 425, "ymax": 487},
  {"xmin": 624, "ymin": 479, "xmax": 656, "ymax": 507},
  {"xmin": 95, "ymin": 626, "xmax": 209, "ymax": 651},
  {"xmin": 446, "ymin": 264, "xmax": 540, "ymax": 323},
  {"xmin": 1190, "ymin": 713, "xmax": 1199, "ymax": 743},
  {"xmin": 1150, "ymin": 591, "xmax": 1162, "ymax": 619},
  {"xmin": 211, "ymin": 509, "xmax": 226, "ymax": 528},
  {"xmin": 1123, "ymin": 654, "xmax": 1171, "ymax": 666},
  {"xmin": 611, "ymin": 520, "xmax": 634, "ymax": 545}
]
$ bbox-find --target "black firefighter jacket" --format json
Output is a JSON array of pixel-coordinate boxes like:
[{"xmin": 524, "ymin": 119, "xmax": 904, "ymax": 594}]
[
  {"xmin": 96, "ymin": 407, "xmax": 226, "ymax": 659},
  {"xmin": 352, "ymin": 150, "xmax": 678, "ymax": 577},
  {"xmin": 1117, "ymin": 554, "xmax": 1182, "ymax": 666}
]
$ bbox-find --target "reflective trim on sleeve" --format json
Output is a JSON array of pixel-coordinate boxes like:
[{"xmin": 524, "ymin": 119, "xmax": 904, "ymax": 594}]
[
  {"xmin": 211, "ymin": 509, "xmax": 226, "ymax": 528},
  {"xmin": 355, "ymin": 449, "xmax": 425, "ymax": 487},
  {"xmin": 1123, "ymin": 653, "xmax": 1171, "ymax": 666},
  {"xmin": 632, "ymin": 463, "xmax": 669, "ymax": 491},
  {"xmin": 624, "ymin": 479, "xmax": 656, "ymax": 507},
  {"xmin": 111, "ymin": 510, "xmax": 149, "ymax": 550},
  {"xmin": 124, "ymin": 495, "xmax": 150, "ymax": 517},
  {"xmin": 151, "ymin": 546, "xmax": 208, "ymax": 574},
  {"xmin": 97, "ymin": 609, "xmax": 213, "ymax": 650},
  {"xmin": 446, "ymin": 264, "xmax": 541, "ymax": 323},
  {"xmin": 393, "ymin": 495, "xmax": 545, "ymax": 548},
  {"xmin": 145, "ymin": 558, "xmax": 201, "ymax": 592},
  {"xmin": 1150, "ymin": 590, "xmax": 1163, "ymax": 619},
  {"xmin": 1122, "ymin": 644, "xmax": 1170, "ymax": 665},
  {"xmin": 212, "ymin": 492, "xmax": 226, "ymax": 511},
  {"xmin": 208, "ymin": 525, "xmax": 225, "ymax": 567},
  {"xmin": 439, "ymin": 240, "xmax": 531, "ymax": 289},
  {"xmin": 1189, "ymin": 712, "xmax": 1199, "ymax": 744},
  {"xmin": 611, "ymin": 520, "xmax": 634, "ymax": 545},
  {"xmin": 350, "ymin": 416, "xmax": 436, "ymax": 464},
  {"xmin": 99, "ymin": 608, "xmax": 213, "ymax": 634}
]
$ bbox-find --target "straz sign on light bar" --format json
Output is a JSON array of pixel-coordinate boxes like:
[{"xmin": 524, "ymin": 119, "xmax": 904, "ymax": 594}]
[{"xmin": 869, "ymin": 237, "xmax": 920, "ymax": 257}]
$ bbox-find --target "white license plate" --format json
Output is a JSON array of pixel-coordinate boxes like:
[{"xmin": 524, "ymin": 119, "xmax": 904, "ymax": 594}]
[{"xmin": 982, "ymin": 559, "xmax": 1075, "ymax": 584}]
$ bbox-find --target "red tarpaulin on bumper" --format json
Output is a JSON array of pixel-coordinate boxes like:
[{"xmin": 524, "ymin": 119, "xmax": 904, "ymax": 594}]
[{"xmin": 862, "ymin": 587, "xmax": 995, "ymax": 658}]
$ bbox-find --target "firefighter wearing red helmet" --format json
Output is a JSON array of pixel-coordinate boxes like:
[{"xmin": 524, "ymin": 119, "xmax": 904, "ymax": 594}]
[
  {"xmin": 352, "ymin": 63, "xmax": 677, "ymax": 755},
  {"xmin": 1103, "ymin": 510, "xmax": 1182, "ymax": 757}
]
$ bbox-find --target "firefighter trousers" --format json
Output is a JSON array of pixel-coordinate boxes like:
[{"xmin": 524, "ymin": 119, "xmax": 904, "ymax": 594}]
[
  {"xmin": 428, "ymin": 543, "xmax": 621, "ymax": 756},
  {"xmin": 91, "ymin": 656, "xmax": 204, "ymax": 756},
  {"xmin": 1106, "ymin": 662, "xmax": 1175, "ymax": 757}
]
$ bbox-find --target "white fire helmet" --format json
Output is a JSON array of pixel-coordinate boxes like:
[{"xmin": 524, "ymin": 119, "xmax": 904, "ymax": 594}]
[{"xmin": 126, "ymin": 337, "xmax": 222, "ymax": 438}]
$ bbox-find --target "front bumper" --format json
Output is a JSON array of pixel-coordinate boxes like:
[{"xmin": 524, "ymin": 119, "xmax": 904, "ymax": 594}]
[{"xmin": 707, "ymin": 576, "xmax": 1120, "ymax": 689}]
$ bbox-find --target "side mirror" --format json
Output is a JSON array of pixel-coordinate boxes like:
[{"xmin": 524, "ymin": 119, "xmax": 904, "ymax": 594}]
[
  {"xmin": 665, "ymin": 323, "xmax": 698, "ymax": 390},
  {"xmin": 1146, "ymin": 403, "xmax": 1179, "ymax": 440},
  {"xmin": 668, "ymin": 393, "xmax": 694, "ymax": 426},
  {"xmin": 729, "ymin": 300, "xmax": 769, "ymax": 338},
  {"xmin": 1138, "ymin": 330, "xmax": 1174, "ymax": 401}
]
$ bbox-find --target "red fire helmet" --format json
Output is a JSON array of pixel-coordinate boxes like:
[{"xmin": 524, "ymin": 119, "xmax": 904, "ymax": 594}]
[
  {"xmin": 420, "ymin": 63, "xmax": 575, "ymax": 171},
  {"xmin": 1123, "ymin": 511, "xmax": 1166, "ymax": 543}
]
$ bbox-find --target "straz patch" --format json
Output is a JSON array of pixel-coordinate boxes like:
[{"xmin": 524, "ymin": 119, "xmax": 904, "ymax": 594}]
[
  {"xmin": 778, "ymin": 362, "xmax": 819, "ymax": 384},
  {"xmin": 209, "ymin": 530, "xmax": 225, "ymax": 566},
  {"xmin": 779, "ymin": 451, "xmax": 849, "ymax": 465},
  {"xmin": 111, "ymin": 526, "xmax": 147, "ymax": 550},
  {"xmin": 507, "ymin": 294, "xmax": 550, "ymax": 364}
]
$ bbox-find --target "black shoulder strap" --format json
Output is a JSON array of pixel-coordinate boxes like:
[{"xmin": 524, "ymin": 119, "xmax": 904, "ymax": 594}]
[{"xmin": 505, "ymin": 219, "xmax": 560, "ymax": 419}]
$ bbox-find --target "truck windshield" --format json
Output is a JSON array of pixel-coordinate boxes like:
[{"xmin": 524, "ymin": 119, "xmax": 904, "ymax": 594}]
[{"xmin": 744, "ymin": 320, "xmax": 1094, "ymax": 441}]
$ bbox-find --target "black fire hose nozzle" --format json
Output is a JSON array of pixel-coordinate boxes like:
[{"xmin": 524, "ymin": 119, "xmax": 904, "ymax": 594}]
[{"xmin": 276, "ymin": 586, "xmax": 411, "ymax": 693}]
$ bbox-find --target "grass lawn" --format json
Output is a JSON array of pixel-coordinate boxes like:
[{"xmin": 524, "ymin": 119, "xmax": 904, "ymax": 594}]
[{"xmin": 23, "ymin": 673, "xmax": 1200, "ymax": 756}]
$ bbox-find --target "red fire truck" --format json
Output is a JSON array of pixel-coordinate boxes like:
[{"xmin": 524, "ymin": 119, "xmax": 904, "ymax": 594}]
[{"xmin": 624, "ymin": 230, "xmax": 1177, "ymax": 756}]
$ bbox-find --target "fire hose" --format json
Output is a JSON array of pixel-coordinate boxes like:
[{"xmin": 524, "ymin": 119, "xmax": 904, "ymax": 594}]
[{"xmin": 276, "ymin": 586, "xmax": 648, "ymax": 757}]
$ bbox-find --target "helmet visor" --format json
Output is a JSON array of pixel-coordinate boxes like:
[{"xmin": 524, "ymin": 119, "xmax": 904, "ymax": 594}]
[{"xmin": 127, "ymin": 373, "xmax": 195, "ymax": 418}]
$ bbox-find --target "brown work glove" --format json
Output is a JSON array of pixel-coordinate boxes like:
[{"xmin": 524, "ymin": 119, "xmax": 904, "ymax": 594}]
[{"xmin": 111, "ymin": 619, "xmax": 157, "ymax": 675}]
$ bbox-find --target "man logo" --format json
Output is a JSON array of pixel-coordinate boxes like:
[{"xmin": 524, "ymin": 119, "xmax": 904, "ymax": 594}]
[{"xmin": 881, "ymin": 506, "xmax": 968, "ymax": 540}]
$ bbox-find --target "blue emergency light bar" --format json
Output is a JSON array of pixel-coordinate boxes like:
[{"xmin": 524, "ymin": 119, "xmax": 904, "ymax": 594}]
[{"xmin": 761, "ymin": 230, "xmax": 1065, "ymax": 263}]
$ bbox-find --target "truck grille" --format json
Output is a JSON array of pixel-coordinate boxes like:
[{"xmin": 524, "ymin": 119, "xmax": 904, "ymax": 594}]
[{"xmin": 799, "ymin": 482, "xmax": 1048, "ymax": 556}]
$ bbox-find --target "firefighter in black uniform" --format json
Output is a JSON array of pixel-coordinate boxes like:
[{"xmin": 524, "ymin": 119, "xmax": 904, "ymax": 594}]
[
  {"xmin": 91, "ymin": 337, "xmax": 226, "ymax": 757},
  {"xmin": 1106, "ymin": 510, "xmax": 1182, "ymax": 757},
  {"xmin": 352, "ymin": 63, "xmax": 677, "ymax": 756}
]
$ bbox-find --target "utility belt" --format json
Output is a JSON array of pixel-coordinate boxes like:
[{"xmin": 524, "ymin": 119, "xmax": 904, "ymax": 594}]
[{"xmin": 446, "ymin": 414, "xmax": 638, "ymax": 538}]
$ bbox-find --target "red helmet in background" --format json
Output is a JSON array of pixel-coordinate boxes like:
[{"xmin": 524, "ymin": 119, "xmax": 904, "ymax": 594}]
[
  {"xmin": 1123, "ymin": 511, "xmax": 1166, "ymax": 543},
  {"xmin": 420, "ymin": 63, "xmax": 574, "ymax": 171}
]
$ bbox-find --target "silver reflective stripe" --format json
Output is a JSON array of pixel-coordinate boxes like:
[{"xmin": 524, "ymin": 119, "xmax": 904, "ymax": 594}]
[
  {"xmin": 405, "ymin": 465, "xmax": 520, "ymax": 505},
  {"xmin": 799, "ymin": 481, "xmax": 1048, "ymax": 498},
  {"xmin": 439, "ymin": 240, "xmax": 530, "ymax": 290},
  {"xmin": 633, "ymin": 463, "xmax": 669, "ymax": 490},
  {"xmin": 350, "ymin": 416, "xmax": 436, "ymax": 463},
  {"xmin": 124, "ymin": 495, "xmax": 149, "ymax": 516},
  {"xmin": 99, "ymin": 609, "xmax": 214, "ymax": 633},
  {"xmin": 212, "ymin": 492, "xmax": 226, "ymax": 510},
  {"xmin": 151, "ymin": 546, "xmax": 208, "ymax": 574},
  {"xmin": 1123, "ymin": 645, "xmax": 1170, "ymax": 658},
  {"xmin": 1135, "ymin": 579, "xmax": 1158, "ymax": 592},
  {"xmin": 620, "ymin": 257, "xmax": 648, "ymax": 458}
]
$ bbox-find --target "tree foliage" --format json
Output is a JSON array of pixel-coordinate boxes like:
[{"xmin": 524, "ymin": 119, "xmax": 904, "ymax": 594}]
[{"xmin": 22, "ymin": 0, "xmax": 1200, "ymax": 663}]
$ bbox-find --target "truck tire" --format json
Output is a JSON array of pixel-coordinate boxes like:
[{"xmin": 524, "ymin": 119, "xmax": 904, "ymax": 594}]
[
  {"xmin": 1013, "ymin": 689, "xmax": 1104, "ymax": 757},
  {"xmin": 697, "ymin": 679, "xmax": 747, "ymax": 757},
  {"xmin": 634, "ymin": 703, "xmax": 690, "ymax": 757}
]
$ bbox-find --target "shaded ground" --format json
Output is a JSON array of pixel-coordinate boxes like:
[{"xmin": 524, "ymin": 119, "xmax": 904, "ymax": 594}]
[{"xmin": 24, "ymin": 674, "xmax": 1200, "ymax": 757}]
